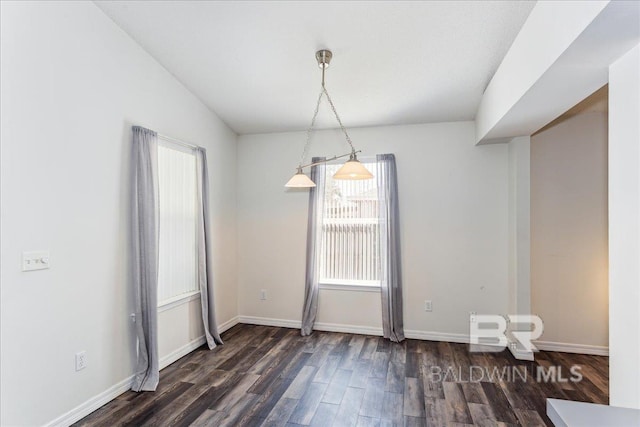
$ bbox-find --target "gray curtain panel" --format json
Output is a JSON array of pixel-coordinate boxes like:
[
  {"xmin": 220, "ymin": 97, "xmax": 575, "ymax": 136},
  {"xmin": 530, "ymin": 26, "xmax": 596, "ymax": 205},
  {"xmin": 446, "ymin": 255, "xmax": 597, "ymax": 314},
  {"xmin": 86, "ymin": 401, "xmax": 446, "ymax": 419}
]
[
  {"xmin": 301, "ymin": 157, "xmax": 326, "ymax": 336},
  {"xmin": 195, "ymin": 148, "xmax": 223, "ymax": 348},
  {"xmin": 377, "ymin": 154, "xmax": 405, "ymax": 342},
  {"xmin": 131, "ymin": 126, "xmax": 160, "ymax": 392}
]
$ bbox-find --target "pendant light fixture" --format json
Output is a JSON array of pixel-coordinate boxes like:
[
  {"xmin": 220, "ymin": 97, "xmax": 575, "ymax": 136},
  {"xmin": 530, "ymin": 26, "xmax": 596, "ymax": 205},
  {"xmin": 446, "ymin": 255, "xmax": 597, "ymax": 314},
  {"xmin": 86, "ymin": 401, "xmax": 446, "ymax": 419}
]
[{"xmin": 285, "ymin": 50, "xmax": 373, "ymax": 188}]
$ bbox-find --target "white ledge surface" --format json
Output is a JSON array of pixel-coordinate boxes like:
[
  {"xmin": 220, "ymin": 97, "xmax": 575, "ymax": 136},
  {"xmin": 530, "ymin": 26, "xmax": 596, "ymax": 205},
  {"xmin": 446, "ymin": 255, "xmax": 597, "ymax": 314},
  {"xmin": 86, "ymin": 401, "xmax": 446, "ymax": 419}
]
[{"xmin": 547, "ymin": 398, "xmax": 640, "ymax": 427}]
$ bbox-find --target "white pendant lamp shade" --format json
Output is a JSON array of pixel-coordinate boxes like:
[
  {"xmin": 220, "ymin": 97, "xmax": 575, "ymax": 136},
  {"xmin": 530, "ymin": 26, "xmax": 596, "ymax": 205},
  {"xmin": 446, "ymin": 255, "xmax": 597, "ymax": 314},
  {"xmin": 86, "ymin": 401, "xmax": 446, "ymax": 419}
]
[
  {"xmin": 333, "ymin": 159, "xmax": 374, "ymax": 180},
  {"xmin": 285, "ymin": 170, "xmax": 316, "ymax": 188}
]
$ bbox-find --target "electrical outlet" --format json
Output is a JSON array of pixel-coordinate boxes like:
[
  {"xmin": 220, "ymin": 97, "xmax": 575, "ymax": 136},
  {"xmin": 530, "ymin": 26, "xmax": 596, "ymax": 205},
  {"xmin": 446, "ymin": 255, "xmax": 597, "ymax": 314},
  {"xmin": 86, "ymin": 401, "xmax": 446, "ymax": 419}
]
[
  {"xmin": 75, "ymin": 351, "xmax": 87, "ymax": 371},
  {"xmin": 260, "ymin": 289, "xmax": 267, "ymax": 300},
  {"xmin": 424, "ymin": 300, "xmax": 432, "ymax": 312},
  {"xmin": 469, "ymin": 311, "xmax": 477, "ymax": 323}
]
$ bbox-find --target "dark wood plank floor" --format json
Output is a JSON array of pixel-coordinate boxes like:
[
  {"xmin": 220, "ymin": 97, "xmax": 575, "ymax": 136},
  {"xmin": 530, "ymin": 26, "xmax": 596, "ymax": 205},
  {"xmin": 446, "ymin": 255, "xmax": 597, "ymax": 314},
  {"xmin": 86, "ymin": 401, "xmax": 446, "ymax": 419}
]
[{"xmin": 75, "ymin": 324, "xmax": 608, "ymax": 427}]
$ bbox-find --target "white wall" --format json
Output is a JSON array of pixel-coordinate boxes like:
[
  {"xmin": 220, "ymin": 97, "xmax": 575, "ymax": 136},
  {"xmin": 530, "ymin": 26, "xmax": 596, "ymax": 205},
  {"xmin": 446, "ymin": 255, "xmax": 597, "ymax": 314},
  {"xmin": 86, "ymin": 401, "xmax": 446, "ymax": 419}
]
[
  {"xmin": 608, "ymin": 44, "xmax": 640, "ymax": 409},
  {"xmin": 0, "ymin": 2, "xmax": 237, "ymax": 426},
  {"xmin": 237, "ymin": 121, "xmax": 510, "ymax": 337},
  {"xmin": 531, "ymin": 112, "xmax": 609, "ymax": 350}
]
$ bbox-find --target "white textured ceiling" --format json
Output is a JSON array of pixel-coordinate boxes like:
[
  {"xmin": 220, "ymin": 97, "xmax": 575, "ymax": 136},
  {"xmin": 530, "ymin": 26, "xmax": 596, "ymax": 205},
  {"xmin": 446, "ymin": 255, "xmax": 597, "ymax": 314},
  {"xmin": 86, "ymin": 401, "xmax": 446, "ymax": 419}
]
[{"xmin": 95, "ymin": 1, "xmax": 535, "ymax": 134}]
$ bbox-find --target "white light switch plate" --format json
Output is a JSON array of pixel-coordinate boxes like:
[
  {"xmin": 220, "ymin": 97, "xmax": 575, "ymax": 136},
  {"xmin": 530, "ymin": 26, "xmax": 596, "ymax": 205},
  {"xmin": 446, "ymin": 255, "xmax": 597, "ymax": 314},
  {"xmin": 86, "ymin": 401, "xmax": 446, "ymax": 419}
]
[{"xmin": 22, "ymin": 251, "xmax": 50, "ymax": 271}]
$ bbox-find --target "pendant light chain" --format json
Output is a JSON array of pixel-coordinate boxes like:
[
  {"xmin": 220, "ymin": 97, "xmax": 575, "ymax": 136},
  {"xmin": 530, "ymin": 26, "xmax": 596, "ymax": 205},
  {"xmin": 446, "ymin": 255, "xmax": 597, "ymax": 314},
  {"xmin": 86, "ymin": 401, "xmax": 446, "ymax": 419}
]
[
  {"xmin": 299, "ymin": 87, "xmax": 325, "ymax": 167},
  {"xmin": 298, "ymin": 85, "xmax": 356, "ymax": 167},
  {"xmin": 322, "ymin": 86, "xmax": 356, "ymax": 155}
]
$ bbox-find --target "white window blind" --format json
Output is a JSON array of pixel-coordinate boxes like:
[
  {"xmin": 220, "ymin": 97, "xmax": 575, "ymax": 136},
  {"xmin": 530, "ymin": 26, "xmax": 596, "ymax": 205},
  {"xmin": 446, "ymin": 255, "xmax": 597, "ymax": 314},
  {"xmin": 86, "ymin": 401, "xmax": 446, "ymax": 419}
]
[
  {"xmin": 319, "ymin": 161, "xmax": 381, "ymax": 287},
  {"xmin": 157, "ymin": 140, "xmax": 199, "ymax": 305}
]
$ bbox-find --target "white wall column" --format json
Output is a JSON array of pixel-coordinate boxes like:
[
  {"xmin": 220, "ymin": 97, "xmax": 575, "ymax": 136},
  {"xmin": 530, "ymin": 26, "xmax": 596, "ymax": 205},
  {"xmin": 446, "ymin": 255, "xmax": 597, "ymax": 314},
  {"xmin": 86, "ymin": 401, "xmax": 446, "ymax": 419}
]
[
  {"xmin": 507, "ymin": 136, "xmax": 532, "ymax": 359},
  {"xmin": 509, "ymin": 136, "xmax": 532, "ymax": 318},
  {"xmin": 608, "ymin": 43, "xmax": 640, "ymax": 409}
]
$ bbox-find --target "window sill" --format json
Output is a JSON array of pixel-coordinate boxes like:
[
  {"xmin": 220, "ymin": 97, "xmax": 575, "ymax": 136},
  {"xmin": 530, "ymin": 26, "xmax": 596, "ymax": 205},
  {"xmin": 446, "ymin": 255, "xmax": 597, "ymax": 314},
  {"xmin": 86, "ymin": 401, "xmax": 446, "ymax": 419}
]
[
  {"xmin": 319, "ymin": 283, "xmax": 381, "ymax": 293},
  {"xmin": 158, "ymin": 291, "xmax": 201, "ymax": 312}
]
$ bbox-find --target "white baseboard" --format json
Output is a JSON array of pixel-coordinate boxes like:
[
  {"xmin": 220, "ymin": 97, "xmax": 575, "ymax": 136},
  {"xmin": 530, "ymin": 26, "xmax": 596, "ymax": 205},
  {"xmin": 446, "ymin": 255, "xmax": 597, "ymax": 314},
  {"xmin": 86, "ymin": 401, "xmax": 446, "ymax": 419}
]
[
  {"xmin": 534, "ymin": 340, "xmax": 609, "ymax": 356},
  {"xmin": 159, "ymin": 315, "xmax": 242, "ymax": 369},
  {"xmin": 218, "ymin": 315, "xmax": 240, "ymax": 334},
  {"xmin": 46, "ymin": 375, "xmax": 135, "ymax": 427},
  {"xmin": 238, "ymin": 315, "xmax": 301, "ymax": 329},
  {"xmin": 238, "ymin": 315, "xmax": 472, "ymax": 343},
  {"xmin": 159, "ymin": 335, "xmax": 206, "ymax": 370},
  {"xmin": 316, "ymin": 321, "xmax": 383, "ymax": 336},
  {"xmin": 404, "ymin": 329, "xmax": 469, "ymax": 343},
  {"xmin": 238, "ymin": 315, "xmax": 383, "ymax": 336}
]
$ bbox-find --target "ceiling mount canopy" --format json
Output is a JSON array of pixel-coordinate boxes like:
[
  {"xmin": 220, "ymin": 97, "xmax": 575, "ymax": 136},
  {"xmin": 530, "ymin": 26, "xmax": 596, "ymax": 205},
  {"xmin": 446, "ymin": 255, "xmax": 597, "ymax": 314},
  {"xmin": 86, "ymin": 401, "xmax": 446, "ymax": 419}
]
[
  {"xmin": 285, "ymin": 49, "xmax": 373, "ymax": 188},
  {"xmin": 315, "ymin": 49, "xmax": 332, "ymax": 69}
]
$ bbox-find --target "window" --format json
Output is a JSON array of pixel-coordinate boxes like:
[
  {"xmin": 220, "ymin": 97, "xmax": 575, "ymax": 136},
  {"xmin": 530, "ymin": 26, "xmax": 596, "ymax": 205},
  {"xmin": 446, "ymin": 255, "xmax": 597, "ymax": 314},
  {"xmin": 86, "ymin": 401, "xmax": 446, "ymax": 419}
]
[
  {"xmin": 157, "ymin": 139, "xmax": 199, "ymax": 306},
  {"xmin": 318, "ymin": 160, "xmax": 381, "ymax": 288}
]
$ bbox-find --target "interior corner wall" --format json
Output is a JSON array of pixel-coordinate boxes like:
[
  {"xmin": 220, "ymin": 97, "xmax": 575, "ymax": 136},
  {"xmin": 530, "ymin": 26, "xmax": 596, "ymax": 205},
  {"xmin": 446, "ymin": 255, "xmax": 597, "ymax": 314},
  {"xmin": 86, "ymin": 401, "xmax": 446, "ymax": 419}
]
[
  {"xmin": 0, "ymin": 2, "xmax": 238, "ymax": 426},
  {"xmin": 608, "ymin": 43, "xmax": 640, "ymax": 409},
  {"xmin": 531, "ymin": 112, "xmax": 609, "ymax": 351},
  {"xmin": 237, "ymin": 121, "xmax": 510, "ymax": 338}
]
